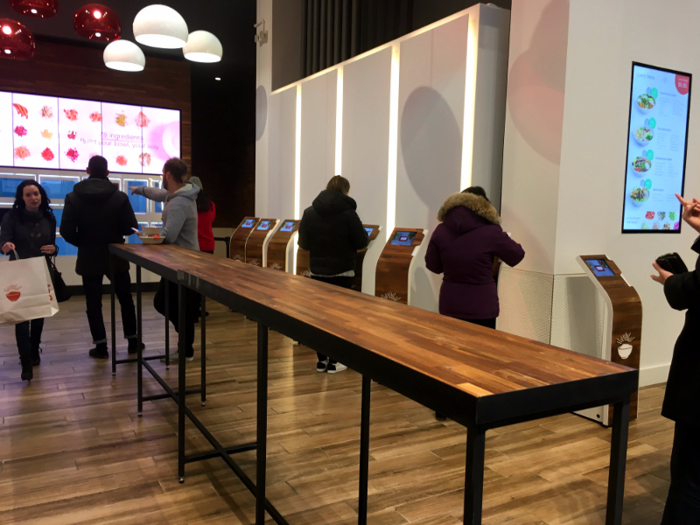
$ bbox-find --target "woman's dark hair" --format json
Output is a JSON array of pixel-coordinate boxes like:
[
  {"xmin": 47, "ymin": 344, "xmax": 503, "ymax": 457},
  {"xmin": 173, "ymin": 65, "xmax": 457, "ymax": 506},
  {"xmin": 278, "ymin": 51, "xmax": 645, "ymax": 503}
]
[
  {"xmin": 196, "ymin": 190, "xmax": 213, "ymax": 213},
  {"xmin": 13, "ymin": 180, "xmax": 55, "ymax": 223},
  {"xmin": 326, "ymin": 175, "xmax": 350, "ymax": 194},
  {"xmin": 462, "ymin": 186, "xmax": 490, "ymax": 203}
]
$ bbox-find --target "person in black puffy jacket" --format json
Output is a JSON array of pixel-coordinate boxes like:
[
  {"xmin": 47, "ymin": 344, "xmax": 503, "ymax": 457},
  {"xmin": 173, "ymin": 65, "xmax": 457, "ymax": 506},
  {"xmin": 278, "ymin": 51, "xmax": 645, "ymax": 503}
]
[
  {"xmin": 651, "ymin": 193, "xmax": 700, "ymax": 524},
  {"xmin": 298, "ymin": 175, "xmax": 368, "ymax": 373},
  {"xmin": 60, "ymin": 156, "xmax": 140, "ymax": 359}
]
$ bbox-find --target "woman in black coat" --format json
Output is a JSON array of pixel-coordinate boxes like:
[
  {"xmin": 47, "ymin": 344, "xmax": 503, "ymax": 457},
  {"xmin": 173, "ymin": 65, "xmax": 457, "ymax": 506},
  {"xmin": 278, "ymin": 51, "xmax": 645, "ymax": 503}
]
[
  {"xmin": 0, "ymin": 180, "xmax": 57, "ymax": 382},
  {"xmin": 651, "ymin": 193, "xmax": 700, "ymax": 523},
  {"xmin": 298, "ymin": 175, "xmax": 368, "ymax": 374}
]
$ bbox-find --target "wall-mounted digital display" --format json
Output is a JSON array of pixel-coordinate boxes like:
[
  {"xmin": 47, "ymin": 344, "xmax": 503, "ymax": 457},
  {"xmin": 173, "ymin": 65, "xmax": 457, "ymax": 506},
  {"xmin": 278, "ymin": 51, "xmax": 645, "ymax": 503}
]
[
  {"xmin": 280, "ymin": 221, "xmax": 296, "ymax": 232},
  {"xmin": 241, "ymin": 218, "xmax": 255, "ymax": 228},
  {"xmin": 584, "ymin": 258, "xmax": 615, "ymax": 278},
  {"xmin": 257, "ymin": 220, "xmax": 271, "ymax": 231},
  {"xmin": 622, "ymin": 63, "xmax": 692, "ymax": 233},
  {"xmin": 0, "ymin": 175, "xmax": 33, "ymax": 197},
  {"xmin": 390, "ymin": 231, "xmax": 417, "ymax": 246},
  {"xmin": 0, "ymin": 90, "xmax": 181, "ymax": 175}
]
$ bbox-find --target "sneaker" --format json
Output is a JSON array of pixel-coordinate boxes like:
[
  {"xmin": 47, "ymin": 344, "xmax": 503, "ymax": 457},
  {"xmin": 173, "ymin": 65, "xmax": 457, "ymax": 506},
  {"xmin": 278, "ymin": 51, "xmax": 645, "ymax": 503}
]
[
  {"xmin": 326, "ymin": 362, "xmax": 347, "ymax": 374},
  {"xmin": 161, "ymin": 351, "xmax": 194, "ymax": 363},
  {"xmin": 89, "ymin": 344, "xmax": 109, "ymax": 359},
  {"xmin": 128, "ymin": 340, "xmax": 146, "ymax": 355},
  {"xmin": 435, "ymin": 412, "xmax": 447, "ymax": 421},
  {"xmin": 316, "ymin": 359, "xmax": 329, "ymax": 372}
]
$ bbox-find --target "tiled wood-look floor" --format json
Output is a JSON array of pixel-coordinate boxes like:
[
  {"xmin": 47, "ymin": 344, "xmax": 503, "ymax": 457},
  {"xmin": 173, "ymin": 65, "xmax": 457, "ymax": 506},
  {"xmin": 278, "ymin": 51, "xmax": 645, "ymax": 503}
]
[{"xmin": 0, "ymin": 295, "xmax": 672, "ymax": 524}]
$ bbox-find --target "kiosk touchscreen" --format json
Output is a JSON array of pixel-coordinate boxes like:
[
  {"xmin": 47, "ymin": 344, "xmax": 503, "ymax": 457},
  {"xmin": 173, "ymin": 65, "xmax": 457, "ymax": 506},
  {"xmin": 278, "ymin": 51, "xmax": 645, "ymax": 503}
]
[
  {"xmin": 576, "ymin": 254, "xmax": 642, "ymax": 426},
  {"xmin": 268, "ymin": 220, "xmax": 299, "ymax": 272},
  {"xmin": 352, "ymin": 224, "xmax": 382, "ymax": 291},
  {"xmin": 246, "ymin": 218, "xmax": 279, "ymax": 267},
  {"xmin": 229, "ymin": 217, "xmax": 260, "ymax": 262},
  {"xmin": 375, "ymin": 227, "xmax": 426, "ymax": 304}
]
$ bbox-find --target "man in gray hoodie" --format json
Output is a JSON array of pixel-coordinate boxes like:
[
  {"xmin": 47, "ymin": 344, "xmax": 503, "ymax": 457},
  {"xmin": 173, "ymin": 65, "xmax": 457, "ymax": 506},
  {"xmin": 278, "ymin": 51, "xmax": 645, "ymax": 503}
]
[{"xmin": 130, "ymin": 158, "xmax": 199, "ymax": 361}]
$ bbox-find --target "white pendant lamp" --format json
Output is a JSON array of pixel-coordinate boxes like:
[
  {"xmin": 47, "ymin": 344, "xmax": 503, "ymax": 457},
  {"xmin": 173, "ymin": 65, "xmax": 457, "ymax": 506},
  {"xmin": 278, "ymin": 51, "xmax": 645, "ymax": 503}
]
[
  {"xmin": 183, "ymin": 30, "xmax": 222, "ymax": 63},
  {"xmin": 103, "ymin": 39, "xmax": 145, "ymax": 72},
  {"xmin": 133, "ymin": 4, "xmax": 188, "ymax": 49}
]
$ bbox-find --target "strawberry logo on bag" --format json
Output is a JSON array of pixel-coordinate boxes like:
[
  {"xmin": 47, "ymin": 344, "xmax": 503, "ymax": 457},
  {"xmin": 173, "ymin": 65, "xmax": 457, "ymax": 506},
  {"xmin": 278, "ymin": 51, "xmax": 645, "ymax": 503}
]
[{"xmin": 4, "ymin": 285, "xmax": 22, "ymax": 302}]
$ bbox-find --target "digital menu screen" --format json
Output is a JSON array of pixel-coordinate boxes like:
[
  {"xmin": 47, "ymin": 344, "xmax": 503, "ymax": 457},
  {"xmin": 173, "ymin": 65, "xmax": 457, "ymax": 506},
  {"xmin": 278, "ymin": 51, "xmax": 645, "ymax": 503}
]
[
  {"xmin": 622, "ymin": 63, "xmax": 692, "ymax": 233},
  {"xmin": 0, "ymin": 90, "xmax": 181, "ymax": 175},
  {"xmin": 280, "ymin": 221, "xmax": 296, "ymax": 232},
  {"xmin": 241, "ymin": 219, "xmax": 255, "ymax": 228},
  {"xmin": 257, "ymin": 220, "xmax": 271, "ymax": 231},
  {"xmin": 390, "ymin": 231, "xmax": 416, "ymax": 246},
  {"xmin": 584, "ymin": 258, "xmax": 615, "ymax": 278}
]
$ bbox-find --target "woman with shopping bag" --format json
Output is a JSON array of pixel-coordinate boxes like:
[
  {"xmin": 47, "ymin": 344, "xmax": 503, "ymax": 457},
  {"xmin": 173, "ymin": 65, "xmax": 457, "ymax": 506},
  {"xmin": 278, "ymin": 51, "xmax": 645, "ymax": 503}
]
[{"xmin": 0, "ymin": 180, "xmax": 57, "ymax": 382}]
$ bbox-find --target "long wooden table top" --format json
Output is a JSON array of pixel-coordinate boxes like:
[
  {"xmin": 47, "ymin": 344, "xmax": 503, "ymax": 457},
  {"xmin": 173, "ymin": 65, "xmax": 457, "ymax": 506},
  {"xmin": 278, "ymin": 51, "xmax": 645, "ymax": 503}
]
[{"xmin": 110, "ymin": 244, "xmax": 638, "ymax": 428}]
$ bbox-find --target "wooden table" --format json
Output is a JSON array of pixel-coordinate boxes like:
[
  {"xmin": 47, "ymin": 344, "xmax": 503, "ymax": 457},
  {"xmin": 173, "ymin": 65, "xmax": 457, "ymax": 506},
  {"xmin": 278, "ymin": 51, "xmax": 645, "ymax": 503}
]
[{"xmin": 109, "ymin": 244, "xmax": 638, "ymax": 525}]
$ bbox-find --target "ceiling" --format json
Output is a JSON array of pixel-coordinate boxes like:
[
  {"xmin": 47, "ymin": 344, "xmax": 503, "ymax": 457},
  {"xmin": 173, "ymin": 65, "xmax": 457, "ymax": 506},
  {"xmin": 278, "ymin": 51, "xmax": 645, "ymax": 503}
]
[{"xmin": 0, "ymin": 0, "xmax": 257, "ymax": 72}]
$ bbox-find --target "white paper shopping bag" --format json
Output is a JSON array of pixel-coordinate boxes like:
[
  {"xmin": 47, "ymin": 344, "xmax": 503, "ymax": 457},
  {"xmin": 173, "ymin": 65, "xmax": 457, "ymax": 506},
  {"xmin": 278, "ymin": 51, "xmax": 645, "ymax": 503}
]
[{"xmin": 0, "ymin": 255, "xmax": 59, "ymax": 325}]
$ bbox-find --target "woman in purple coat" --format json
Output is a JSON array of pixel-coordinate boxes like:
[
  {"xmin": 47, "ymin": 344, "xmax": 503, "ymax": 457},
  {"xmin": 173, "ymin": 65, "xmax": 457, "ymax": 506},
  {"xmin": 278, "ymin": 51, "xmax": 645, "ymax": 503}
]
[{"xmin": 425, "ymin": 187, "xmax": 524, "ymax": 329}]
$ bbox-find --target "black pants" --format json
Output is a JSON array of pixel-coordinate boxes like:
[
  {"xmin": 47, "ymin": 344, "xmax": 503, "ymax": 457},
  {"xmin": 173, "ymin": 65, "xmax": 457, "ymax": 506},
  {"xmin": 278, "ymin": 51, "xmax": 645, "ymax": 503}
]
[
  {"xmin": 311, "ymin": 275, "xmax": 353, "ymax": 363},
  {"xmin": 154, "ymin": 278, "xmax": 197, "ymax": 357},
  {"xmin": 15, "ymin": 318, "xmax": 44, "ymax": 364},
  {"xmin": 662, "ymin": 423, "xmax": 700, "ymax": 523},
  {"xmin": 82, "ymin": 272, "xmax": 137, "ymax": 344}
]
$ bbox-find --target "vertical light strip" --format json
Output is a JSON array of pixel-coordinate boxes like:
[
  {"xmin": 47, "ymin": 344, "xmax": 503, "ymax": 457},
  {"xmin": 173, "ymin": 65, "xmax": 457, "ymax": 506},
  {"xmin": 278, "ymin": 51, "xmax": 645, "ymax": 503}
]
[
  {"xmin": 293, "ymin": 84, "xmax": 302, "ymax": 274},
  {"xmin": 335, "ymin": 67, "xmax": 344, "ymax": 175},
  {"xmin": 386, "ymin": 45, "xmax": 400, "ymax": 236},
  {"xmin": 461, "ymin": 14, "xmax": 478, "ymax": 191}
]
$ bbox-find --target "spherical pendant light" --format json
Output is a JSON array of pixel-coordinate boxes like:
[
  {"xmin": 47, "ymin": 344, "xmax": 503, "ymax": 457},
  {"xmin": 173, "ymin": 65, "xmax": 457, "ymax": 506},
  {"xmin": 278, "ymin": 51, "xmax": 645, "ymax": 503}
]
[
  {"xmin": 183, "ymin": 30, "xmax": 222, "ymax": 63},
  {"xmin": 10, "ymin": 0, "xmax": 58, "ymax": 19},
  {"xmin": 74, "ymin": 4, "xmax": 121, "ymax": 41},
  {"xmin": 103, "ymin": 39, "xmax": 145, "ymax": 72},
  {"xmin": 133, "ymin": 4, "xmax": 188, "ymax": 49},
  {"xmin": 0, "ymin": 18, "xmax": 35, "ymax": 59}
]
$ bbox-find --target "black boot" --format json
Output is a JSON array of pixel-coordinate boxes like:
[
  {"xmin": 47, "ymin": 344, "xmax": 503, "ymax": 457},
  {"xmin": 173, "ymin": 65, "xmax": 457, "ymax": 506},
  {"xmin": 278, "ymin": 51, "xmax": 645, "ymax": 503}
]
[
  {"xmin": 89, "ymin": 342, "xmax": 109, "ymax": 359},
  {"xmin": 127, "ymin": 339, "xmax": 146, "ymax": 355},
  {"xmin": 30, "ymin": 344, "xmax": 41, "ymax": 366},
  {"xmin": 20, "ymin": 359, "xmax": 33, "ymax": 382}
]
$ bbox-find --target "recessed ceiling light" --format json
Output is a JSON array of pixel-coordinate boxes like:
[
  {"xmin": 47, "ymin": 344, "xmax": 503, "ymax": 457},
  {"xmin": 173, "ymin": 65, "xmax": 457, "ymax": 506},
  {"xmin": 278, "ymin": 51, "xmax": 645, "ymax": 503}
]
[
  {"xmin": 93, "ymin": 10, "xmax": 102, "ymax": 19},
  {"xmin": 4, "ymin": 49, "xmax": 11, "ymax": 54},
  {"xmin": 2, "ymin": 26, "xmax": 12, "ymax": 35},
  {"xmin": 95, "ymin": 32, "xmax": 102, "ymax": 37},
  {"xmin": 215, "ymin": 77, "xmax": 221, "ymax": 81},
  {"xmin": 30, "ymin": 8, "xmax": 37, "ymax": 14}
]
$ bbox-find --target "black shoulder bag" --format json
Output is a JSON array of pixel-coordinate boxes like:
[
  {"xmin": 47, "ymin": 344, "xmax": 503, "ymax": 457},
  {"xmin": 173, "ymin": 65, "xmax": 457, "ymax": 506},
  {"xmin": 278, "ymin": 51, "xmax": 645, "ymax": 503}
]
[{"xmin": 48, "ymin": 248, "xmax": 71, "ymax": 303}]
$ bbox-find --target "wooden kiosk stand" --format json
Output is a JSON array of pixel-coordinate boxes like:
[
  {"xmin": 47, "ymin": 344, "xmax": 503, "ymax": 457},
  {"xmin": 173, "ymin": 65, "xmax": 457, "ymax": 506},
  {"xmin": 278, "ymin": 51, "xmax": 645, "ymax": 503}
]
[
  {"xmin": 375, "ymin": 228, "xmax": 426, "ymax": 304},
  {"xmin": 267, "ymin": 220, "xmax": 299, "ymax": 272},
  {"xmin": 352, "ymin": 224, "xmax": 381, "ymax": 291},
  {"xmin": 244, "ymin": 219, "xmax": 279, "ymax": 267},
  {"xmin": 576, "ymin": 255, "xmax": 642, "ymax": 425},
  {"xmin": 229, "ymin": 217, "xmax": 260, "ymax": 262}
]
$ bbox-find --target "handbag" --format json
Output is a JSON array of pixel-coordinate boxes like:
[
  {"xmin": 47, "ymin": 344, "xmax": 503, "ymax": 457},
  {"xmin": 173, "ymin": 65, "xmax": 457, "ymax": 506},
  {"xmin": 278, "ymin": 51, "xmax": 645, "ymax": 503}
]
[
  {"xmin": 48, "ymin": 256, "xmax": 71, "ymax": 303},
  {"xmin": 0, "ymin": 250, "xmax": 59, "ymax": 324},
  {"xmin": 656, "ymin": 252, "xmax": 688, "ymax": 274}
]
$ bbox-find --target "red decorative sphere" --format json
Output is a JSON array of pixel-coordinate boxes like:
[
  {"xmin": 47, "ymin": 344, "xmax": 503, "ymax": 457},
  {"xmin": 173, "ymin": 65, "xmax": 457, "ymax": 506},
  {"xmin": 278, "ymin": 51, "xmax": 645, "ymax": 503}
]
[
  {"xmin": 0, "ymin": 18, "xmax": 35, "ymax": 59},
  {"xmin": 74, "ymin": 4, "xmax": 121, "ymax": 42},
  {"xmin": 10, "ymin": 0, "xmax": 58, "ymax": 19}
]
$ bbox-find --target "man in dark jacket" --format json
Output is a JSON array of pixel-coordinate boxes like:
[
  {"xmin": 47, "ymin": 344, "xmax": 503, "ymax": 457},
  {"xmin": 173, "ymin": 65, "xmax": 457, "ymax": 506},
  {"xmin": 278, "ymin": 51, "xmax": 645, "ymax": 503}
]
[
  {"xmin": 298, "ymin": 175, "xmax": 368, "ymax": 373},
  {"xmin": 60, "ymin": 156, "xmax": 140, "ymax": 359},
  {"xmin": 651, "ymin": 193, "xmax": 700, "ymax": 524}
]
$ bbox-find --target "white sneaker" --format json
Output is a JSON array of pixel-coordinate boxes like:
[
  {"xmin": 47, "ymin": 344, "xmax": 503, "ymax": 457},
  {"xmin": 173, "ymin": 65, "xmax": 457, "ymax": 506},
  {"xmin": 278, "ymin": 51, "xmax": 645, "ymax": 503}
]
[
  {"xmin": 326, "ymin": 362, "xmax": 347, "ymax": 374},
  {"xmin": 316, "ymin": 359, "xmax": 329, "ymax": 372},
  {"xmin": 161, "ymin": 352, "xmax": 194, "ymax": 363}
]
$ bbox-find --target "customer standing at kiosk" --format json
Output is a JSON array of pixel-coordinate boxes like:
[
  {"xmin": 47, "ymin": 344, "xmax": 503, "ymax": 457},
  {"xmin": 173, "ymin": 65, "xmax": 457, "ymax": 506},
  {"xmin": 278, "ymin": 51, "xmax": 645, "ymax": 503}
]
[
  {"xmin": 425, "ymin": 187, "xmax": 524, "ymax": 329},
  {"xmin": 298, "ymin": 175, "xmax": 368, "ymax": 373},
  {"xmin": 651, "ymin": 193, "xmax": 700, "ymax": 523}
]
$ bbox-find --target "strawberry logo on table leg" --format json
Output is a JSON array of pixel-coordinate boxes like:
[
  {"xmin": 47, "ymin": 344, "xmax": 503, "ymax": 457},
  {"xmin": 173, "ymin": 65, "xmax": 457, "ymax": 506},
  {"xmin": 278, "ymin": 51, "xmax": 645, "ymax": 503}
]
[{"xmin": 4, "ymin": 285, "xmax": 22, "ymax": 302}]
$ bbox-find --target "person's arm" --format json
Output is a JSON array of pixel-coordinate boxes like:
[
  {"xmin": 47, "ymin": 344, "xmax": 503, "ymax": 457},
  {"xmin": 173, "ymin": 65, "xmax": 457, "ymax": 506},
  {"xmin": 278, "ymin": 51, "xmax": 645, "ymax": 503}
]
[
  {"xmin": 348, "ymin": 211, "xmax": 369, "ymax": 250},
  {"xmin": 131, "ymin": 186, "xmax": 168, "ymax": 202},
  {"xmin": 663, "ymin": 240, "xmax": 700, "ymax": 311},
  {"xmin": 161, "ymin": 204, "xmax": 187, "ymax": 245},
  {"xmin": 39, "ymin": 214, "xmax": 57, "ymax": 255},
  {"xmin": 493, "ymin": 228, "xmax": 525, "ymax": 267},
  {"xmin": 59, "ymin": 196, "xmax": 80, "ymax": 247},
  {"xmin": 297, "ymin": 210, "xmax": 309, "ymax": 250},
  {"xmin": 0, "ymin": 211, "xmax": 16, "ymax": 254},
  {"xmin": 424, "ymin": 236, "xmax": 443, "ymax": 275},
  {"xmin": 121, "ymin": 198, "xmax": 138, "ymax": 236}
]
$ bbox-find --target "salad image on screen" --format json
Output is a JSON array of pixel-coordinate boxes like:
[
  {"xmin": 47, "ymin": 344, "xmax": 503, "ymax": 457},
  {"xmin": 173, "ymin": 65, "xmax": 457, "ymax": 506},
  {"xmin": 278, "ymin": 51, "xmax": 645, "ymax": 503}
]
[
  {"xmin": 631, "ymin": 156, "xmax": 651, "ymax": 174},
  {"xmin": 636, "ymin": 93, "xmax": 655, "ymax": 111},
  {"xmin": 630, "ymin": 187, "xmax": 650, "ymax": 206},
  {"xmin": 633, "ymin": 126, "xmax": 654, "ymax": 145}
]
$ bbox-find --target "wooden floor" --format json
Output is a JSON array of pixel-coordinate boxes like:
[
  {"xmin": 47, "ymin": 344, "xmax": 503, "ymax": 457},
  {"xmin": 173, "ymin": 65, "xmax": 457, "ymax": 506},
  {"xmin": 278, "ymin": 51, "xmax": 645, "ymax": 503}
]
[{"xmin": 0, "ymin": 295, "xmax": 673, "ymax": 524}]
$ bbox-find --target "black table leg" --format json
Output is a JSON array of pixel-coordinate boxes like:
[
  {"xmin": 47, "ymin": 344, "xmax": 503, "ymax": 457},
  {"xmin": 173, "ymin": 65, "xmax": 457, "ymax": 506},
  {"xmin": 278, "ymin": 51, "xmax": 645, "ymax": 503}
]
[
  {"xmin": 358, "ymin": 375, "xmax": 371, "ymax": 525},
  {"xmin": 136, "ymin": 266, "xmax": 143, "ymax": 417},
  {"xmin": 110, "ymin": 256, "xmax": 117, "ymax": 376},
  {"xmin": 178, "ymin": 280, "xmax": 186, "ymax": 484},
  {"xmin": 606, "ymin": 397, "xmax": 630, "ymax": 525},
  {"xmin": 165, "ymin": 279, "xmax": 170, "ymax": 370},
  {"xmin": 256, "ymin": 322, "xmax": 269, "ymax": 525},
  {"xmin": 464, "ymin": 426, "xmax": 486, "ymax": 525},
  {"xmin": 201, "ymin": 293, "xmax": 206, "ymax": 407}
]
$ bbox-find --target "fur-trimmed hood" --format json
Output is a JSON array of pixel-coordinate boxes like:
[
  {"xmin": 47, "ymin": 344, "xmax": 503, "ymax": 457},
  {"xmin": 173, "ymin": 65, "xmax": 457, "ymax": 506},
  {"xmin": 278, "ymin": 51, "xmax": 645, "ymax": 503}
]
[{"xmin": 437, "ymin": 192, "xmax": 500, "ymax": 225}]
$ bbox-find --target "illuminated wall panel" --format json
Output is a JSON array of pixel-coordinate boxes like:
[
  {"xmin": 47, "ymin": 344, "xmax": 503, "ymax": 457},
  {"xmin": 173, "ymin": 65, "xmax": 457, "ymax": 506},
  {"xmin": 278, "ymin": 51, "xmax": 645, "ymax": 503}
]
[{"xmin": 267, "ymin": 88, "xmax": 297, "ymax": 220}]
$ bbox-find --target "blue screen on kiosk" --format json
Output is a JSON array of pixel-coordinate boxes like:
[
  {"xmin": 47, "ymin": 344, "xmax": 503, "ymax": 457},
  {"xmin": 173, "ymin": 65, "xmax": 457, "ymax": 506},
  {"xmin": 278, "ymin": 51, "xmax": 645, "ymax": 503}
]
[
  {"xmin": 242, "ymin": 219, "xmax": 255, "ymax": 228},
  {"xmin": 280, "ymin": 221, "xmax": 296, "ymax": 232},
  {"xmin": 584, "ymin": 259, "xmax": 615, "ymax": 277},
  {"xmin": 390, "ymin": 231, "xmax": 416, "ymax": 246},
  {"xmin": 364, "ymin": 227, "xmax": 373, "ymax": 235},
  {"xmin": 257, "ymin": 221, "xmax": 271, "ymax": 231}
]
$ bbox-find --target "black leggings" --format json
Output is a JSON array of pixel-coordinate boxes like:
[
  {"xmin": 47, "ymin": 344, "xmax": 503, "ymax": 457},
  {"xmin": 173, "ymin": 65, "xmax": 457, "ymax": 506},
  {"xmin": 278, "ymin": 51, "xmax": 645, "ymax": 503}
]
[
  {"xmin": 15, "ymin": 318, "xmax": 44, "ymax": 364},
  {"xmin": 662, "ymin": 422, "xmax": 700, "ymax": 523},
  {"xmin": 310, "ymin": 275, "xmax": 353, "ymax": 363}
]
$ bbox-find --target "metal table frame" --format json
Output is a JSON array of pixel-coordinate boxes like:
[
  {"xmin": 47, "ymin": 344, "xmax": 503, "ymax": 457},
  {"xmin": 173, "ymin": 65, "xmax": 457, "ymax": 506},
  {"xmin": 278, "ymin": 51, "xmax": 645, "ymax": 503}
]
[{"xmin": 110, "ymin": 247, "xmax": 635, "ymax": 525}]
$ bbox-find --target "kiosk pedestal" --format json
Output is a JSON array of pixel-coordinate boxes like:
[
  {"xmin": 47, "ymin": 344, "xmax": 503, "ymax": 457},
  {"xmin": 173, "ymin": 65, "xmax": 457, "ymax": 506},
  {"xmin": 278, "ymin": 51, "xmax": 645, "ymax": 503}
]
[
  {"xmin": 576, "ymin": 255, "xmax": 642, "ymax": 425},
  {"xmin": 375, "ymin": 228, "xmax": 426, "ymax": 304},
  {"xmin": 352, "ymin": 224, "xmax": 381, "ymax": 291},
  {"xmin": 245, "ymin": 219, "xmax": 279, "ymax": 267},
  {"xmin": 267, "ymin": 220, "xmax": 299, "ymax": 272},
  {"xmin": 229, "ymin": 217, "xmax": 260, "ymax": 262}
]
